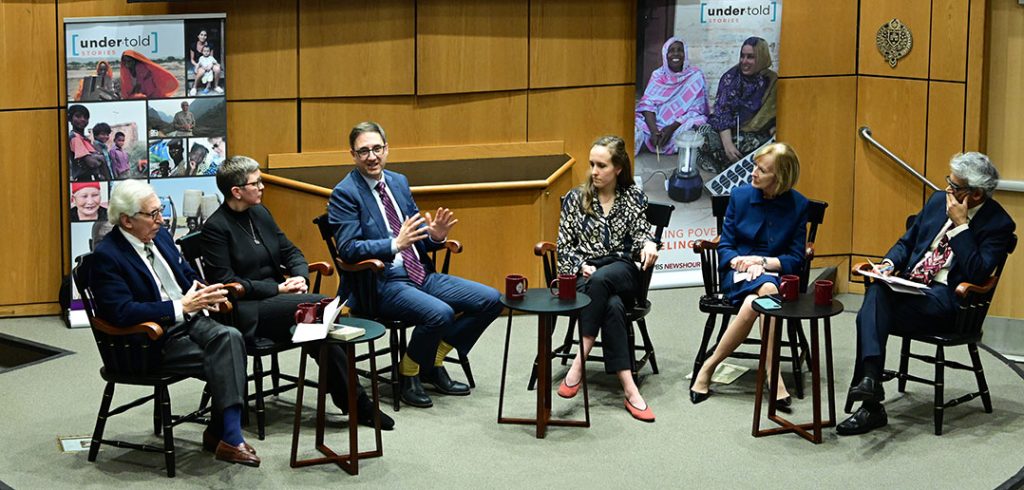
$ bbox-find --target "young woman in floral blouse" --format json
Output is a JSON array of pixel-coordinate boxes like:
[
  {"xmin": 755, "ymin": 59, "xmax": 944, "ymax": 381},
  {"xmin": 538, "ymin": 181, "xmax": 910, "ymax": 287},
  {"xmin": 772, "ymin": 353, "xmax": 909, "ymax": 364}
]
[{"xmin": 556, "ymin": 135, "xmax": 660, "ymax": 422}]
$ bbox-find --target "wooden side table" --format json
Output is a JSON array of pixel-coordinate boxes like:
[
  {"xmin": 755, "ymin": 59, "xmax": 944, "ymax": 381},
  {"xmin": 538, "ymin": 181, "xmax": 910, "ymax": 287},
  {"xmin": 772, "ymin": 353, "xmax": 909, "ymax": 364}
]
[
  {"xmin": 751, "ymin": 294, "xmax": 844, "ymax": 444},
  {"xmin": 290, "ymin": 317, "xmax": 386, "ymax": 474},
  {"xmin": 498, "ymin": 288, "xmax": 591, "ymax": 438}
]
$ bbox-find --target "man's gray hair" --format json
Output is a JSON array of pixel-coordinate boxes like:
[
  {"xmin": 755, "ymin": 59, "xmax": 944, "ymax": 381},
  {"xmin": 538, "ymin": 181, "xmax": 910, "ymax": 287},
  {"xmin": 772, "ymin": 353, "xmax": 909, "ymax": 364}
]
[
  {"xmin": 108, "ymin": 179, "xmax": 156, "ymax": 225},
  {"xmin": 950, "ymin": 152, "xmax": 999, "ymax": 197},
  {"xmin": 216, "ymin": 155, "xmax": 261, "ymax": 197}
]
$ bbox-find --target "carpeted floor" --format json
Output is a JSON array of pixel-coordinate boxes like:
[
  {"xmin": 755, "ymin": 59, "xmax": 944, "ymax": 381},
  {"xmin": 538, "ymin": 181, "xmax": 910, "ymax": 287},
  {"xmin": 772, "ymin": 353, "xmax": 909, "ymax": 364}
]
[{"xmin": 1, "ymin": 287, "xmax": 1022, "ymax": 489}]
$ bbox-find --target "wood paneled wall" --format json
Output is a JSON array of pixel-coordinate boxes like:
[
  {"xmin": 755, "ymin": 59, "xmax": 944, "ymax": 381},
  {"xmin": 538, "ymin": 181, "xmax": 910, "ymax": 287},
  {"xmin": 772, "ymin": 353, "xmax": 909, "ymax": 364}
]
[{"xmin": 1, "ymin": 0, "xmax": 1017, "ymax": 319}]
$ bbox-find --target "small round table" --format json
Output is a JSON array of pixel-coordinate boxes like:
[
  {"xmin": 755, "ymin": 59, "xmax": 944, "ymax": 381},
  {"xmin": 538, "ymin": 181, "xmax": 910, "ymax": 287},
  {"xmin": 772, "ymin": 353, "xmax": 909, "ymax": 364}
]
[
  {"xmin": 498, "ymin": 288, "xmax": 591, "ymax": 438},
  {"xmin": 751, "ymin": 294, "xmax": 844, "ymax": 444},
  {"xmin": 289, "ymin": 317, "xmax": 386, "ymax": 474}
]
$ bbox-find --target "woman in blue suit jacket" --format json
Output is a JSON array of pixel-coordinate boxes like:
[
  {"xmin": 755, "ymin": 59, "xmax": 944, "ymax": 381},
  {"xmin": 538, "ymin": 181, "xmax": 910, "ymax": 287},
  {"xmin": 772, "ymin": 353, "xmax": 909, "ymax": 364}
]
[{"xmin": 691, "ymin": 142, "xmax": 809, "ymax": 407}]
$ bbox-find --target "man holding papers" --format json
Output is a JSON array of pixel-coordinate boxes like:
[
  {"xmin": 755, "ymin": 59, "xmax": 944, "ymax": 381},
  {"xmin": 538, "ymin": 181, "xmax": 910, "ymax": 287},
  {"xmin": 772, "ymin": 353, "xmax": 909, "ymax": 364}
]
[{"xmin": 838, "ymin": 152, "xmax": 1016, "ymax": 436}]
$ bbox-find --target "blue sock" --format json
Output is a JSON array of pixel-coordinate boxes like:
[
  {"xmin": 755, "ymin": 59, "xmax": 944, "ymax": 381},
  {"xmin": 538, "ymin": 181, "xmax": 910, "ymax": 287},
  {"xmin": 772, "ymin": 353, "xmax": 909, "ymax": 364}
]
[{"xmin": 222, "ymin": 405, "xmax": 244, "ymax": 446}]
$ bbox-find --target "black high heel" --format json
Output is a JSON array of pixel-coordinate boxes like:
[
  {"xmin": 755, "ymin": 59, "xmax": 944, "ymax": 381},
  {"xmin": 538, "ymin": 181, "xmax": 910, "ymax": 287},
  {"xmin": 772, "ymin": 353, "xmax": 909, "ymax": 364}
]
[{"xmin": 689, "ymin": 389, "xmax": 712, "ymax": 405}]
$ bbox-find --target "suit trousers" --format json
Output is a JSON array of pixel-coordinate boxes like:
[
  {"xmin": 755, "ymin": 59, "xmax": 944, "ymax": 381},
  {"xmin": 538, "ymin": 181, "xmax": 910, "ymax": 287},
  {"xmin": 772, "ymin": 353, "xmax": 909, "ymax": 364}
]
[
  {"xmin": 377, "ymin": 267, "xmax": 503, "ymax": 369},
  {"xmin": 249, "ymin": 293, "xmax": 365, "ymax": 409},
  {"xmin": 577, "ymin": 261, "xmax": 640, "ymax": 373},
  {"xmin": 161, "ymin": 315, "xmax": 247, "ymax": 426},
  {"xmin": 856, "ymin": 281, "xmax": 957, "ymax": 363}
]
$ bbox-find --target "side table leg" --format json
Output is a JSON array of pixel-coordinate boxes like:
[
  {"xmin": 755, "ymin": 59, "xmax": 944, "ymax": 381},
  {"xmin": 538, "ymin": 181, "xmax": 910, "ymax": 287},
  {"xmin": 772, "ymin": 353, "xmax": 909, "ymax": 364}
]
[
  {"xmin": 576, "ymin": 313, "xmax": 590, "ymax": 427},
  {"xmin": 810, "ymin": 319, "xmax": 822, "ymax": 443},
  {"xmin": 369, "ymin": 340, "xmax": 383, "ymax": 455},
  {"xmin": 824, "ymin": 319, "xmax": 836, "ymax": 426},
  {"xmin": 315, "ymin": 344, "xmax": 328, "ymax": 449},
  {"xmin": 497, "ymin": 311, "xmax": 513, "ymax": 422},
  {"xmin": 345, "ymin": 343, "xmax": 359, "ymax": 475},
  {"xmin": 290, "ymin": 345, "xmax": 309, "ymax": 468},
  {"xmin": 537, "ymin": 313, "xmax": 551, "ymax": 439},
  {"xmin": 752, "ymin": 314, "xmax": 773, "ymax": 436}
]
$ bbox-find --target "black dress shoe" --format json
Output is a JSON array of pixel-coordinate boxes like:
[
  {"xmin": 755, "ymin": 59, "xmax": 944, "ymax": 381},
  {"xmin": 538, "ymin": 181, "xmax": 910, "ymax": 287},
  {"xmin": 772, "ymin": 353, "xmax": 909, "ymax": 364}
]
[
  {"xmin": 356, "ymin": 397, "xmax": 395, "ymax": 431},
  {"xmin": 775, "ymin": 396, "xmax": 793, "ymax": 414},
  {"xmin": 400, "ymin": 375, "xmax": 433, "ymax": 408},
  {"xmin": 420, "ymin": 366, "xmax": 470, "ymax": 396},
  {"xmin": 689, "ymin": 389, "xmax": 712, "ymax": 405},
  {"xmin": 836, "ymin": 405, "xmax": 888, "ymax": 436},
  {"xmin": 847, "ymin": 377, "xmax": 885, "ymax": 403}
]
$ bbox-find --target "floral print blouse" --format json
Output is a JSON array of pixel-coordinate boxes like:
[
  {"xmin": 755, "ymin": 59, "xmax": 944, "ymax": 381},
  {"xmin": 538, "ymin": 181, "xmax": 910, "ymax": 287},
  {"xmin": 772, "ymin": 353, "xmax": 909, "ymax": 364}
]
[{"xmin": 557, "ymin": 185, "xmax": 655, "ymax": 276}]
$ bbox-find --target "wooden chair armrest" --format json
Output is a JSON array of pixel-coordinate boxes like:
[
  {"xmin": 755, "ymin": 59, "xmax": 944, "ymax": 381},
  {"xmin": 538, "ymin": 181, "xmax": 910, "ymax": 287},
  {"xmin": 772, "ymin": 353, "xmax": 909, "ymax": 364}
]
[
  {"xmin": 442, "ymin": 240, "xmax": 463, "ymax": 254},
  {"xmin": 92, "ymin": 317, "xmax": 164, "ymax": 341},
  {"xmin": 309, "ymin": 261, "xmax": 335, "ymax": 276},
  {"xmin": 222, "ymin": 282, "xmax": 245, "ymax": 300},
  {"xmin": 335, "ymin": 257, "xmax": 385, "ymax": 273},
  {"xmin": 955, "ymin": 276, "xmax": 999, "ymax": 298},
  {"xmin": 806, "ymin": 242, "xmax": 815, "ymax": 262},
  {"xmin": 534, "ymin": 241, "xmax": 556, "ymax": 256},
  {"xmin": 850, "ymin": 262, "xmax": 873, "ymax": 284},
  {"xmin": 692, "ymin": 236, "xmax": 720, "ymax": 253}
]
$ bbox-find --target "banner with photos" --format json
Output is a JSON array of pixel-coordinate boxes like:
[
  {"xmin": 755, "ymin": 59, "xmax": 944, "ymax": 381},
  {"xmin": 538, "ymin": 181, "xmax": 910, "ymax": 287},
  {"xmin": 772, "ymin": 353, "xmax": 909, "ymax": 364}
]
[
  {"xmin": 64, "ymin": 14, "xmax": 227, "ymax": 327},
  {"xmin": 635, "ymin": 0, "xmax": 781, "ymax": 287}
]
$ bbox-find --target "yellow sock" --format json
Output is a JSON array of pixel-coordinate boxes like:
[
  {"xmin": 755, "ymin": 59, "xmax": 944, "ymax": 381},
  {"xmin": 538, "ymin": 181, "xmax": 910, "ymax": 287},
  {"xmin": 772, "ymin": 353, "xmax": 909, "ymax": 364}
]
[
  {"xmin": 399, "ymin": 354, "xmax": 419, "ymax": 377},
  {"xmin": 434, "ymin": 341, "xmax": 454, "ymax": 367}
]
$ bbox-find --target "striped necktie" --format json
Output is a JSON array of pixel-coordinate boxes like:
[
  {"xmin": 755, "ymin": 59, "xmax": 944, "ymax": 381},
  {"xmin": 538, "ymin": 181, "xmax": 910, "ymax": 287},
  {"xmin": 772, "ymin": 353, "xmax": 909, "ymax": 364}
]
[{"xmin": 375, "ymin": 181, "xmax": 426, "ymax": 285}]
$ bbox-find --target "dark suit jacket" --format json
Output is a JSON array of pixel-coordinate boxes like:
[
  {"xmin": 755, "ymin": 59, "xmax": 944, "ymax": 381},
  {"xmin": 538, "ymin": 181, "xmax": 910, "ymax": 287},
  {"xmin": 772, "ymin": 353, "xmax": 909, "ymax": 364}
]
[
  {"xmin": 200, "ymin": 203, "xmax": 310, "ymax": 334},
  {"xmin": 327, "ymin": 169, "xmax": 444, "ymax": 301},
  {"xmin": 886, "ymin": 191, "xmax": 1016, "ymax": 289},
  {"xmin": 91, "ymin": 226, "xmax": 200, "ymax": 328},
  {"xmin": 717, "ymin": 184, "xmax": 809, "ymax": 276}
]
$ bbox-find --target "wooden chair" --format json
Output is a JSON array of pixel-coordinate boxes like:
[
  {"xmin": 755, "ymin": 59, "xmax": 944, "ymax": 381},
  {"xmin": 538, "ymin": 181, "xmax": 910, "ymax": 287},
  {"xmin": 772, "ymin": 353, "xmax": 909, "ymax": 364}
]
[
  {"xmin": 845, "ymin": 222, "xmax": 1017, "ymax": 435},
  {"xmin": 526, "ymin": 201, "xmax": 675, "ymax": 390},
  {"xmin": 313, "ymin": 213, "xmax": 474, "ymax": 411},
  {"xmin": 690, "ymin": 195, "xmax": 828, "ymax": 399},
  {"xmin": 176, "ymin": 230, "xmax": 333, "ymax": 440},
  {"xmin": 75, "ymin": 253, "xmax": 212, "ymax": 478}
]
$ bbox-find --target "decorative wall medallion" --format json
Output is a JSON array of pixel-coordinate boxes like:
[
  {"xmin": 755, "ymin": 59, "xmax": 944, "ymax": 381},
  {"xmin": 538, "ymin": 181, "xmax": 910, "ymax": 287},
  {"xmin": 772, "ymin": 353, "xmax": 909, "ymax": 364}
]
[{"xmin": 876, "ymin": 18, "xmax": 912, "ymax": 68}]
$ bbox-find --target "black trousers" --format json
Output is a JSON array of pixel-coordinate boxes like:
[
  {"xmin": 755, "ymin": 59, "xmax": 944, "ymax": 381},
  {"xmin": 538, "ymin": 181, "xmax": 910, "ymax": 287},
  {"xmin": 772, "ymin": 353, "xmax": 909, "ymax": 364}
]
[
  {"xmin": 161, "ymin": 315, "xmax": 247, "ymax": 433},
  {"xmin": 856, "ymin": 282, "xmax": 956, "ymax": 365},
  {"xmin": 577, "ymin": 261, "xmax": 640, "ymax": 374},
  {"xmin": 249, "ymin": 293, "xmax": 365, "ymax": 408}
]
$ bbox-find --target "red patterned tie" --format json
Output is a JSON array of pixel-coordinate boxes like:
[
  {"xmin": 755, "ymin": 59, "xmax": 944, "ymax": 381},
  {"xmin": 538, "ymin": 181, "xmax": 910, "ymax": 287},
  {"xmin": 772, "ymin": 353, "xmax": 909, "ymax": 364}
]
[
  {"xmin": 376, "ymin": 181, "xmax": 426, "ymax": 285},
  {"xmin": 907, "ymin": 232, "xmax": 952, "ymax": 285}
]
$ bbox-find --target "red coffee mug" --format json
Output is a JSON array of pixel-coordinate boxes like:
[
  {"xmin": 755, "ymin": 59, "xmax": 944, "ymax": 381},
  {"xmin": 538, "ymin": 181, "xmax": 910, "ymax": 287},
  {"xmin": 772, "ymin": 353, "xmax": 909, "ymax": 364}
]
[
  {"xmin": 814, "ymin": 279, "xmax": 834, "ymax": 305},
  {"xmin": 316, "ymin": 297, "xmax": 333, "ymax": 322},
  {"xmin": 295, "ymin": 302, "xmax": 318, "ymax": 324},
  {"xmin": 549, "ymin": 273, "xmax": 577, "ymax": 300},
  {"xmin": 779, "ymin": 274, "xmax": 800, "ymax": 302},
  {"xmin": 505, "ymin": 274, "xmax": 528, "ymax": 300}
]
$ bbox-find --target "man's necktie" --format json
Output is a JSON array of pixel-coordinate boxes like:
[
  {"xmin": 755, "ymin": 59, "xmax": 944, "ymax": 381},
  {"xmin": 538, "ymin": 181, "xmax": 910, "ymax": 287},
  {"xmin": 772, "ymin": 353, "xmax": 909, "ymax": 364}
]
[
  {"xmin": 376, "ymin": 181, "xmax": 426, "ymax": 285},
  {"xmin": 907, "ymin": 232, "xmax": 952, "ymax": 285},
  {"xmin": 145, "ymin": 243, "xmax": 184, "ymax": 300}
]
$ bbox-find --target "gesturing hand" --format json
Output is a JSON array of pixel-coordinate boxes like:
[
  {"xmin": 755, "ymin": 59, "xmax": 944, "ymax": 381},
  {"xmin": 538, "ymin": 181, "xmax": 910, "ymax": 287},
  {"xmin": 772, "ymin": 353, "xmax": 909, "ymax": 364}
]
[
  {"xmin": 425, "ymin": 207, "xmax": 459, "ymax": 242},
  {"xmin": 182, "ymin": 281, "xmax": 228, "ymax": 314},
  {"xmin": 396, "ymin": 214, "xmax": 428, "ymax": 251}
]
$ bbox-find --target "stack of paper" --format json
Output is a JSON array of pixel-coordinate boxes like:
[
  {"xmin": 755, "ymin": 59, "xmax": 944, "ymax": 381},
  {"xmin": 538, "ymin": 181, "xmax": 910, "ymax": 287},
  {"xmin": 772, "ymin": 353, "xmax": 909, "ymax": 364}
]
[{"xmin": 328, "ymin": 326, "xmax": 365, "ymax": 341}]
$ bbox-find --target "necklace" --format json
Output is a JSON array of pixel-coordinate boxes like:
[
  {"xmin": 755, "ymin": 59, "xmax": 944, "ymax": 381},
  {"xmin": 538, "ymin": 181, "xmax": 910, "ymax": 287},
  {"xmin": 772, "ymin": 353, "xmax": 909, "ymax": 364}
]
[{"xmin": 245, "ymin": 217, "xmax": 260, "ymax": 244}]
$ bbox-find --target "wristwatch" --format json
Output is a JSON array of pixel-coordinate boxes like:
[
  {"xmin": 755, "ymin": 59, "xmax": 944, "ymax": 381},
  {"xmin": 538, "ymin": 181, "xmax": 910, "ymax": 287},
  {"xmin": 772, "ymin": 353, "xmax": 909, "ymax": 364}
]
[{"xmin": 760, "ymin": 256, "xmax": 768, "ymax": 267}]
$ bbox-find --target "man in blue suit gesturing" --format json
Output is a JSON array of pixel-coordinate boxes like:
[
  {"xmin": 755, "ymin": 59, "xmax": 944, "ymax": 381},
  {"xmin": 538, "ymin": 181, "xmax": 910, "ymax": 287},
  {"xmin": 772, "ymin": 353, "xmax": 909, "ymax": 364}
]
[
  {"xmin": 328, "ymin": 122, "xmax": 502, "ymax": 408},
  {"xmin": 838, "ymin": 152, "xmax": 1016, "ymax": 436}
]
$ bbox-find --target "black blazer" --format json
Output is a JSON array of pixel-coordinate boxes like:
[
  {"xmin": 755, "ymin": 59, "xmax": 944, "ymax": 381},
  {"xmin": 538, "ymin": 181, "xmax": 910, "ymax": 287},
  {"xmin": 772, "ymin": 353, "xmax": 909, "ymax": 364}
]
[{"xmin": 200, "ymin": 203, "xmax": 310, "ymax": 332}]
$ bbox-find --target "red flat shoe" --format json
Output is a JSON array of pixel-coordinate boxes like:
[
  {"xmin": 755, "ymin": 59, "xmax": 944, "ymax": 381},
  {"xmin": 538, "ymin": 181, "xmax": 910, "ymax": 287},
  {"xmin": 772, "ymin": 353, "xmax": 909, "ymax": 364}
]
[
  {"xmin": 558, "ymin": 378, "xmax": 581, "ymax": 399},
  {"xmin": 624, "ymin": 399, "xmax": 655, "ymax": 423}
]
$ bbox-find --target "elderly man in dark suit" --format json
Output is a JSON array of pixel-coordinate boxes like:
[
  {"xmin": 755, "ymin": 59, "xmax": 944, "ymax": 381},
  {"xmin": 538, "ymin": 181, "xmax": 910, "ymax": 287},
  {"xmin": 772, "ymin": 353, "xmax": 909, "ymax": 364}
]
[
  {"xmin": 838, "ymin": 152, "xmax": 1017, "ymax": 436},
  {"xmin": 200, "ymin": 155, "xmax": 393, "ymax": 430},
  {"xmin": 90, "ymin": 179, "xmax": 259, "ymax": 466},
  {"xmin": 328, "ymin": 121, "xmax": 503, "ymax": 409}
]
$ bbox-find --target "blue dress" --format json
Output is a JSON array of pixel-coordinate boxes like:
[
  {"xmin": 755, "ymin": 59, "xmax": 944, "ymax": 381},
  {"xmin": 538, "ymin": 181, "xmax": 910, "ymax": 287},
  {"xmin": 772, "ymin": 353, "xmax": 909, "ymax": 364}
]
[{"xmin": 717, "ymin": 185, "xmax": 809, "ymax": 305}]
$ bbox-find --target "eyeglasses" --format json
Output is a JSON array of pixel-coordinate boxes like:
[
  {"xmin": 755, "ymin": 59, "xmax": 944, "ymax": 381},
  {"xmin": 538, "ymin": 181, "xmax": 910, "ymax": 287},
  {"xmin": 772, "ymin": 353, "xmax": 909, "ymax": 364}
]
[
  {"xmin": 238, "ymin": 178, "xmax": 263, "ymax": 189},
  {"xmin": 945, "ymin": 175, "xmax": 972, "ymax": 193},
  {"xmin": 135, "ymin": 205, "xmax": 165, "ymax": 221},
  {"xmin": 354, "ymin": 145, "xmax": 386, "ymax": 159}
]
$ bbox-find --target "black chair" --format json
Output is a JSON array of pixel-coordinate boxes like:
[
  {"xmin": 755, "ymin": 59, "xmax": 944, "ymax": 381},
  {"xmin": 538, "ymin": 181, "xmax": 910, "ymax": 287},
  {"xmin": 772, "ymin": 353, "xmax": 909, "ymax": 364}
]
[
  {"xmin": 690, "ymin": 195, "xmax": 828, "ymax": 399},
  {"xmin": 845, "ymin": 222, "xmax": 1017, "ymax": 435},
  {"xmin": 176, "ymin": 230, "xmax": 333, "ymax": 440},
  {"xmin": 313, "ymin": 213, "xmax": 474, "ymax": 411},
  {"xmin": 75, "ymin": 253, "xmax": 212, "ymax": 478},
  {"xmin": 526, "ymin": 201, "xmax": 676, "ymax": 390}
]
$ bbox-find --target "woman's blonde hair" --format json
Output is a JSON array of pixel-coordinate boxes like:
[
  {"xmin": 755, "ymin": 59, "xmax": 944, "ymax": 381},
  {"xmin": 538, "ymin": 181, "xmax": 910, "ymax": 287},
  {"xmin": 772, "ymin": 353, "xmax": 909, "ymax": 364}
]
[
  {"xmin": 754, "ymin": 142, "xmax": 800, "ymax": 195},
  {"xmin": 580, "ymin": 135, "xmax": 633, "ymax": 216}
]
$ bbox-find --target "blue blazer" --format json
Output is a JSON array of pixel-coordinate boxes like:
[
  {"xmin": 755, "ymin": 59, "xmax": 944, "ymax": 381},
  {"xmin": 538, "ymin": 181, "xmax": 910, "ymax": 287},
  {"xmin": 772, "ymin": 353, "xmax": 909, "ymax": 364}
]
[
  {"xmin": 718, "ymin": 184, "xmax": 809, "ymax": 276},
  {"xmin": 327, "ymin": 169, "xmax": 443, "ymax": 300},
  {"xmin": 886, "ymin": 191, "xmax": 1016, "ymax": 288},
  {"xmin": 91, "ymin": 227, "xmax": 201, "ymax": 328}
]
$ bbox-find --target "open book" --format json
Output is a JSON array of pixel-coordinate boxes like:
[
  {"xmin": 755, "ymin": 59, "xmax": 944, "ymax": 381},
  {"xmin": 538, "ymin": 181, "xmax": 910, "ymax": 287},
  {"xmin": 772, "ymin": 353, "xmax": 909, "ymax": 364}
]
[
  {"xmin": 855, "ymin": 260, "xmax": 929, "ymax": 296},
  {"xmin": 291, "ymin": 297, "xmax": 361, "ymax": 343}
]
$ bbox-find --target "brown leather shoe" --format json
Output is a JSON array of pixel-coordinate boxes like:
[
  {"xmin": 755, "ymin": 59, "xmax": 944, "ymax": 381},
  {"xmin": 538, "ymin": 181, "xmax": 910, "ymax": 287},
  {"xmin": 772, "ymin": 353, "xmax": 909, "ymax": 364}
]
[
  {"xmin": 214, "ymin": 441, "xmax": 261, "ymax": 467},
  {"xmin": 203, "ymin": 430, "xmax": 256, "ymax": 455}
]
